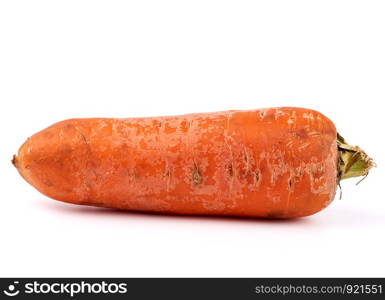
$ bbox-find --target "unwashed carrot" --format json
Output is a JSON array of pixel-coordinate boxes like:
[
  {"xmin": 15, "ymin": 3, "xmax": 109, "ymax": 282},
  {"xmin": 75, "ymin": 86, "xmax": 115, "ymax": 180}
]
[{"xmin": 12, "ymin": 107, "xmax": 374, "ymax": 218}]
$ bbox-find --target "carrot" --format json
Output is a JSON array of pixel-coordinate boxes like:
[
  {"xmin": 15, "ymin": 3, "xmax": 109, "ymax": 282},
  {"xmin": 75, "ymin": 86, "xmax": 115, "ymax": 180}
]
[{"xmin": 12, "ymin": 107, "xmax": 374, "ymax": 218}]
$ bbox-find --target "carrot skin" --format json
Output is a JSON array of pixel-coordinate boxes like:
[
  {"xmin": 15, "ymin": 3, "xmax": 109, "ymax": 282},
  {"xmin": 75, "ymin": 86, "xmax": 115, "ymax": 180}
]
[{"xmin": 14, "ymin": 107, "xmax": 338, "ymax": 218}]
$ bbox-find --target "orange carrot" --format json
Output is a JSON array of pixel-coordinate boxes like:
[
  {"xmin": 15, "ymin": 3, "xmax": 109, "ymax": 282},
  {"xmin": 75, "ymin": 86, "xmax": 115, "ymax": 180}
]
[{"xmin": 12, "ymin": 107, "xmax": 374, "ymax": 218}]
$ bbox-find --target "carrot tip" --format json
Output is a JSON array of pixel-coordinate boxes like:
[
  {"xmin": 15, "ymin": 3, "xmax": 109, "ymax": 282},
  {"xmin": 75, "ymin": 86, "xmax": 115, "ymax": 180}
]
[{"xmin": 11, "ymin": 155, "xmax": 18, "ymax": 168}]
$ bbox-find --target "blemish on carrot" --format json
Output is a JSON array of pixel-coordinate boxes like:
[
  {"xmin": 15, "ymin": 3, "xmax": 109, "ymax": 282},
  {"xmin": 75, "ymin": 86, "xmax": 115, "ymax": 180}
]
[
  {"xmin": 164, "ymin": 167, "xmax": 171, "ymax": 178},
  {"xmin": 42, "ymin": 179, "xmax": 53, "ymax": 187},
  {"xmin": 303, "ymin": 112, "xmax": 314, "ymax": 120},
  {"xmin": 297, "ymin": 128, "xmax": 308, "ymax": 138},
  {"xmin": 227, "ymin": 164, "xmax": 234, "ymax": 177},
  {"xmin": 274, "ymin": 109, "xmax": 285, "ymax": 120},
  {"xmin": 288, "ymin": 177, "xmax": 293, "ymax": 191},
  {"xmin": 254, "ymin": 170, "xmax": 261, "ymax": 185},
  {"xmin": 192, "ymin": 167, "xmax": 202, "ymax": 186}
]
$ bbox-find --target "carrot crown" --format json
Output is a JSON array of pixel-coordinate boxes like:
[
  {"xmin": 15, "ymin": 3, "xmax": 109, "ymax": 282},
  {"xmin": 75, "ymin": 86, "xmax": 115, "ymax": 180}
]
[{"xmin": 337, "ymin": 133, "xmax": 375, "ymax": 183}]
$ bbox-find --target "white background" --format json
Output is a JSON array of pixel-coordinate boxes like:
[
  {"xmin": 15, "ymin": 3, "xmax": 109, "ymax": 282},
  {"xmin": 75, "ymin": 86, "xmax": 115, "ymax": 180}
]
[{"xmin": 0, "ymin": 1, "xmax": 384, "ymax": 277}]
